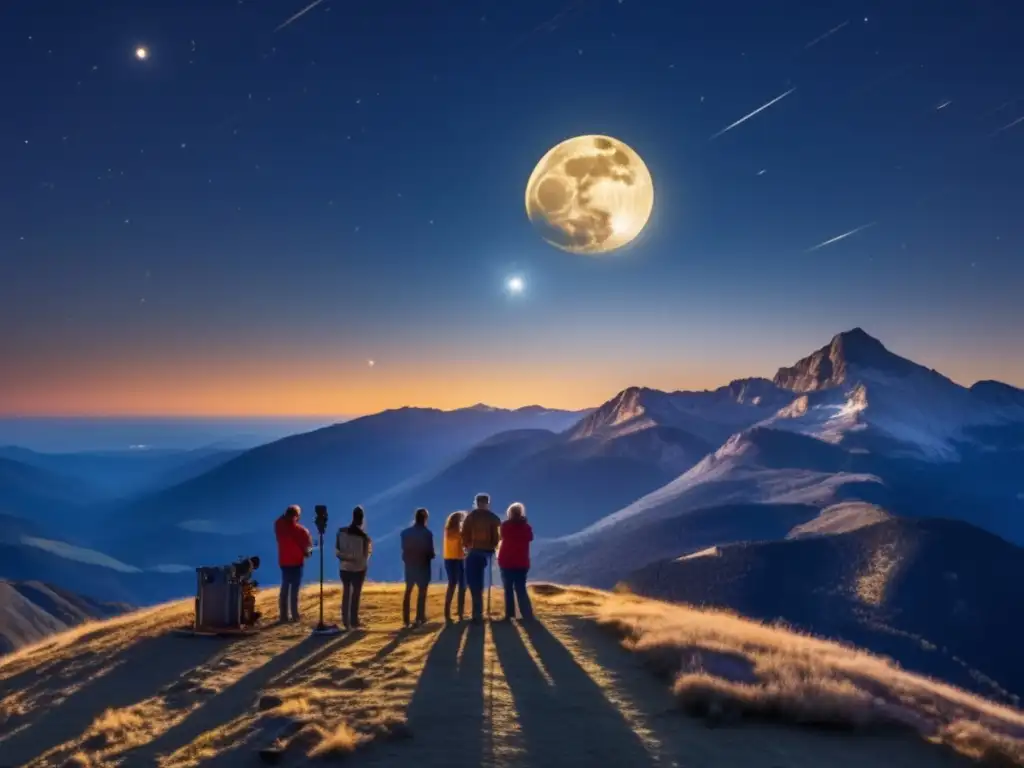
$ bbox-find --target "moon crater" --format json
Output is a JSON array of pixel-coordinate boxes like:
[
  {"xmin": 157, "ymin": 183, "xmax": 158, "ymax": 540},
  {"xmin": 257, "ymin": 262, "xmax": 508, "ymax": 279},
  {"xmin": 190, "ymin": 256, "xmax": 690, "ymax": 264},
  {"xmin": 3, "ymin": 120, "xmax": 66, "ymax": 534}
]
[{"xmin": 525, "ymin": 134, "xmax": 654, "ymax": 254}]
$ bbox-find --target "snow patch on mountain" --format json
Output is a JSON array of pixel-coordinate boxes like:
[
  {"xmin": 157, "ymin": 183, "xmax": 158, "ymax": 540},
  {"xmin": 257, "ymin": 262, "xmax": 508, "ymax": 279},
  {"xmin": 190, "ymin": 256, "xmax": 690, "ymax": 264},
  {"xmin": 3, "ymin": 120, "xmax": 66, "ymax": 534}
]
[
  {"xmin": 676, "ymin": 546, "xmax": 720, "ymax": 561},
  {"xmin": 18, "ymin": 536, "xmax": 141, "ymax": 573},
  {"xmin": 764, "ymin": 329, "xmax": 1024, "ymax": 460}
]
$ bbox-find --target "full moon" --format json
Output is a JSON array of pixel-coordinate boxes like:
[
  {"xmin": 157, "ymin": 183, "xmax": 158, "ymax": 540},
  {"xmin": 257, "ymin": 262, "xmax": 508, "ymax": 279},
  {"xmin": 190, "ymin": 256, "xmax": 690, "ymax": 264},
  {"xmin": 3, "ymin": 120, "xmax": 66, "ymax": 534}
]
[
  {"xmin": 135, "ymin": 47, "xmax": 149, "ymax": 60},
  {"xmin": 525, "ymin": 134, "xmax": 654, "ymax": 255}
]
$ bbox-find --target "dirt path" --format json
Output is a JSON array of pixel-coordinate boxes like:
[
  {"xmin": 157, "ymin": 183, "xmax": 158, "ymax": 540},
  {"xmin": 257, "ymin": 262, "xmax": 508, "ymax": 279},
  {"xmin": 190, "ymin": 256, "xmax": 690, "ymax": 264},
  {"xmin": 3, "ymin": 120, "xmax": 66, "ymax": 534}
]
[{"xmin": 0, "ymin": 584, "xmax": 967, "ymax": 767}]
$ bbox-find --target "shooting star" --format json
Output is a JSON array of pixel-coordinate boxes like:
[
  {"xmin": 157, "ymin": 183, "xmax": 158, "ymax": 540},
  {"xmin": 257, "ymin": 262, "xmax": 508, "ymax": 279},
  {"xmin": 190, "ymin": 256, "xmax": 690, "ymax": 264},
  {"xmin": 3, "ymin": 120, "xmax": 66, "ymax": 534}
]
[
  {"xmin": 275, "ymin": 0, "xmax": 327, "ymax": 32},
  {"xmin": 806, "ymin": 221, "xmax": 876, "ymax": 252},
  {"xmin": 710, "ymin": 87, "xmax": 796, "ymax": 140},
  {"xmin": 805, "ymin": 20, "xmax": 849, "ymax": 49},
  {"xmin": 991, "ymin": 114, "xmax": 1024, "ymax": 137}
]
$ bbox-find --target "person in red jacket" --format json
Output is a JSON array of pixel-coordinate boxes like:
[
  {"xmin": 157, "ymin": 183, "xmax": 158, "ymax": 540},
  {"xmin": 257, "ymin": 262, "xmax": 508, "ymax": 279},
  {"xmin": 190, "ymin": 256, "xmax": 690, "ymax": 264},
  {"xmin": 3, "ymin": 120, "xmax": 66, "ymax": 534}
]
[
  {"xmin": 274, "ymin": 505, "xmax": 313, "ymax": 623},
  {"xmin": 497, "ymin": 502, "xmax": 534, "ymax": 620}
]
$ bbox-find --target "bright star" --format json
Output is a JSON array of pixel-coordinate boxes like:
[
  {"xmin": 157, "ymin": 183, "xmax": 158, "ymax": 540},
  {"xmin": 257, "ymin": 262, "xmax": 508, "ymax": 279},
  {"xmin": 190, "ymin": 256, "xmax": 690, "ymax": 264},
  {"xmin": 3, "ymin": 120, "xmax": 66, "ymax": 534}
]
[
  {"xmin": 506, "ymin": 276, "xmax": 525, "ymax": 294},
  {"xmin": 135, "ymin": 47, "xmax": 149, "ymax": 61}
]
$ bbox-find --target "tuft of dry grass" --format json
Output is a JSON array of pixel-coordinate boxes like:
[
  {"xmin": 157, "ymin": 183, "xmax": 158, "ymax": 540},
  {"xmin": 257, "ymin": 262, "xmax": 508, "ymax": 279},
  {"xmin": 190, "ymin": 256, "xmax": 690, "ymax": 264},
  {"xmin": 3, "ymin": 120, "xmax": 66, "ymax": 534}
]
[
  {"xmin": 305, "ymin": 721, "xmax": 368, "ymax": 757},
  {"xmin": 939, "ymin": 720, "xmax": 1024, "ymax": 766},
  {"xmin": 79, "ymin": 701, "xmax": 170, "ymax": 756},
  {"xmin": 597, "ymin": 594, "xmax": 1024, "ymax": 764},
  {"xmin": 60, "ymin": 753, "xmax": 95, "ymax": 768}
]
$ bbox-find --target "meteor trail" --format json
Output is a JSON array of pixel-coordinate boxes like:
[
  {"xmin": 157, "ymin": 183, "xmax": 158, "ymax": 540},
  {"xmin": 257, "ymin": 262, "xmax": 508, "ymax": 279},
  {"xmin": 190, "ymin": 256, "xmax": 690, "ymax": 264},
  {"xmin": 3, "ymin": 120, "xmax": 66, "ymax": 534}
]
[
  {"xmin": 275, "ymin": 0, "xmax": 327, "ymax": 32},
  {"xmin": 806, "ymin": 221, "xmax": 876, "ymax": 252},
  {"xmin": 991, "ymin": 114, "xmax": 1024, "ymax": 137},
  {"xmin": 710, "ymin": 88, "xmax": 796, "ymax": 140},
  {"xmin": 805, "ymin": 20, "xmax": 849, "ymax": 49}
]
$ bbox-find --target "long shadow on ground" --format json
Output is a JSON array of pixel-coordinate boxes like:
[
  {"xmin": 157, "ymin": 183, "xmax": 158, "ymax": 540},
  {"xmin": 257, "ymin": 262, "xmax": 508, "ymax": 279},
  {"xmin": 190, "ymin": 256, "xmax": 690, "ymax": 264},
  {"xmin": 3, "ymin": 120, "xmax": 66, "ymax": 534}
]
[
  {"xmin": 493, "ymin": 619, "xmax": 656, "ymax": 767},
  {"xmin": 0, "ymin": 632, "xmax": 242, "ymax": 765},
  {"xmin": 119, "ymin": 631, "xmax": 368, "ymax": 767},
  {"xmin": 404, "ymin": 623, "xmax": 484, "ymax": 766}
]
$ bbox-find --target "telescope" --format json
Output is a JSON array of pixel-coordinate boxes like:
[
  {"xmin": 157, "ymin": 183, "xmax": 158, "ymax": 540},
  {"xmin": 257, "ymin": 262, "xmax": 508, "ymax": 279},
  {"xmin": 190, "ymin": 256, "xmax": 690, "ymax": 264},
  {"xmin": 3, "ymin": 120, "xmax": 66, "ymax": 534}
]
[{"xmin": 230, "ymin": 555, "xmax": 260, "ymax": 581}]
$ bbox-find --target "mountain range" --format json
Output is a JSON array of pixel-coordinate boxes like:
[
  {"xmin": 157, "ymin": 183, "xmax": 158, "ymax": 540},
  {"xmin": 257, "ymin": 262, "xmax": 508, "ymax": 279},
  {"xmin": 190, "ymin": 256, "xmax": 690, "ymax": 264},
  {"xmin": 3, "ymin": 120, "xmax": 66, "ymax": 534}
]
[
  {"xmin": 94, "ymin": 405, "xmax": 588, "ymax": 572},
  {"xmin": 1, "ymin": 327, "xmax": 1022, "ymax": 695},
  {"xmin": 0, "ymin": 579, "xmax": 128, "ymax": 654},
  {"xmin": 536, "ymin": 328, "xmax": 1024, "ymax": 585}
]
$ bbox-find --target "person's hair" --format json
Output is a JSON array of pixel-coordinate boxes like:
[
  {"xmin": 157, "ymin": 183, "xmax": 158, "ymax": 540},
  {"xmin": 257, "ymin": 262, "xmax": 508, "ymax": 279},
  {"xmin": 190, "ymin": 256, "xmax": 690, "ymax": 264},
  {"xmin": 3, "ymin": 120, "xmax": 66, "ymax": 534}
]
[
  {"xmin": 446, "ymin": 510, "xmax": 466, "ymax": 532},
  {"xmin": 507, "ymin": 502, "xmax": 526, "ymax": 521},
  {"xmin": 284, "ymin": 504, "xmax": 301, "ymax": 520},
  {"xmin": 415, "ymin": 507, "xmax": 429, "ymax": 525},
  {"xmin": 352, "ymin": 505, "xmax": 365, "ymax": 525},
  {"xmin": 475, "ymin": 493, "xmax": 490, "ymax": 508}
]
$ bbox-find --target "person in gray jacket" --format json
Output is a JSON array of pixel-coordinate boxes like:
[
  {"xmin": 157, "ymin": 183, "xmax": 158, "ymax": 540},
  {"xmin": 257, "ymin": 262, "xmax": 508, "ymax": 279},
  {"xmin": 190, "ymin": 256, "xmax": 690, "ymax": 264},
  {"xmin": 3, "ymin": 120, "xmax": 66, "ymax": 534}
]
[
  {"xmin": 336, "ymin": 506, "xmax": 372, "ymax": 629},
  {"xmin": 400, "ymin": 508, "xmax": 435, "ymax": 626}
]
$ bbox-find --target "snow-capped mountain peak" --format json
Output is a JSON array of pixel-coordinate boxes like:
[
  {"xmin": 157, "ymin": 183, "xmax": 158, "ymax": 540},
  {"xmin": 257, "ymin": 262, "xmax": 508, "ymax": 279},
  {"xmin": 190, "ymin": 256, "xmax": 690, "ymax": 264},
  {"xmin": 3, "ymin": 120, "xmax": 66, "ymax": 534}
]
[
  {"xmin": 569, "ymin": 329, "xmax": 1022, "ymax": 462},
  {"xmin": 773, "ymin": 328, "xmax": 925, "ymax": 393},
  {"xmin": 763, "ymin": 331, "xmax": 1024, "ymax": 460}
]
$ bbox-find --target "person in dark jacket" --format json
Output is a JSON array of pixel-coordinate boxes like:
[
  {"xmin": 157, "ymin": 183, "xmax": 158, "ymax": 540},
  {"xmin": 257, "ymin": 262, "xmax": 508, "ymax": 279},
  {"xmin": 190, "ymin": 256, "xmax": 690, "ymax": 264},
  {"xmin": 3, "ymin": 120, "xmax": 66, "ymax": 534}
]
[
  {"xmin": 461, "ymin": 493, "xmax": 501, "ymax": 622},
  {"xmin": 274, "ymin": 505, "xmax": 313, "ymax": 623},
  {"xmin": 400, "ymin": 508, "xmax": 435, "ymax": 626},
  {"xmin": 336, "ymin": 505, "xmax": 373, "ymax": 630},
  {"xmin": 497, "ymin": 502, "xmax": 534, "ymax": 620}
]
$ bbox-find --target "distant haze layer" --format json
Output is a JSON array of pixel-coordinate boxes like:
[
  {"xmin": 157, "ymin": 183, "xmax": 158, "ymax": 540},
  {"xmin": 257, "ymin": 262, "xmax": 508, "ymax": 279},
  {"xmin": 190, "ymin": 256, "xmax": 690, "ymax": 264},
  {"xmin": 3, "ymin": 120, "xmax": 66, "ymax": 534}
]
[{"xmin": 0, "ymin": 417, "xmax": 347, "ymax": 453}]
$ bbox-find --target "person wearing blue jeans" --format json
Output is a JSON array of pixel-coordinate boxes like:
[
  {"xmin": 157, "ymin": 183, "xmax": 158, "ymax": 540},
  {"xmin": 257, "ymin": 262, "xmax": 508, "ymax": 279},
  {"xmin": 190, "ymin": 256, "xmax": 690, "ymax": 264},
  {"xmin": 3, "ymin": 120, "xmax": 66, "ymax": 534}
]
[
  {"xmin": 444, "ymin": 559, "xmax": 466, "ymax": 621},
  {"xmin": 497, "ymin": 502, "xmax": 534, "ymax": 620},
  {"xmin": 500, "ymin": 568, "xmax": 532, "ymax": 620},
  {"xmin": 279, "ymin": 565, "xmax": 304, "ymax": 623},
  {"xmin": 461, "ymin": 494, "xmax": 501, "ymax": 622},
  {"xmin": 464, "ymin": 550, "xmax": 490, "ymax": 620},
  {"xmin": 274, "ymin": 505, "xmax": 313, "ymax": 623},
  {"xmin": 443, "ymin": 511, "xmax": 467, "ymax": 622}
]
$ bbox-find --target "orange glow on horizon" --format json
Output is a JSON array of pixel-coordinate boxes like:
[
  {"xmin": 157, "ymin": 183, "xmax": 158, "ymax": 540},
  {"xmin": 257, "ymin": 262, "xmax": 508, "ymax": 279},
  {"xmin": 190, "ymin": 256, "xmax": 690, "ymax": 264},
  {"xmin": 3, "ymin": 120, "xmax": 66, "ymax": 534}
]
[
  {"xmin": 4, "ymin": 345, "xmax": 1022, "ymax": 418},
  {"xmin": 1, "ymin": 360, "xmax": 741, "ymax": 417}
]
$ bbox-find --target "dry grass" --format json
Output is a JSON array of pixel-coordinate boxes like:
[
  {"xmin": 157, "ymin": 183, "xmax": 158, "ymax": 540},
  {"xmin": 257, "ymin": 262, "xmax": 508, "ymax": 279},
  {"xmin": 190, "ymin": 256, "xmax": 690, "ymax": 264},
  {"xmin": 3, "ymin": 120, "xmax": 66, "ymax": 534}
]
[
  {"xmin": 306, "ymin": 721, "xmax": 369, "ymax": 757},
  {"xmin": 0, "ymin": 599, "xmax": 192, "ymax": 676},
  {"xmin": 5, "ymin": 581, "xmax": 1020, "ymax": 768},
  {"xmin": 596, "ymin": 593, "xmax": 1024, "ymax": 764}
]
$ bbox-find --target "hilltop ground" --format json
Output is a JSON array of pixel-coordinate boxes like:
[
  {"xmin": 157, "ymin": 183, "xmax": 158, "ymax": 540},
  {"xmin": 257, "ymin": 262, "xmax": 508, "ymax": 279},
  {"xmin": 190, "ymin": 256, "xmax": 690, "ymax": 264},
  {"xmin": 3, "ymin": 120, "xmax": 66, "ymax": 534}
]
[{"xmin": 1, "ymin": 584, "xmax": 1022, "ymax": 768}]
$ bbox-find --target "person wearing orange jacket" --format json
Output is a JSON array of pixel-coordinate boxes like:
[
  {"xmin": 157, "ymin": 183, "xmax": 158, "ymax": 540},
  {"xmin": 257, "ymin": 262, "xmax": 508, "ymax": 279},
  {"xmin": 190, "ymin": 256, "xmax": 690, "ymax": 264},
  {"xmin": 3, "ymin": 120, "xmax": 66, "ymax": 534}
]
[
  {"xmin": 442, "ymin": 510, "xmax": 467, "ymax": 622},
  {"xmin": 274, "ymin": 505, "xmax": 313, "ymax": 623}
]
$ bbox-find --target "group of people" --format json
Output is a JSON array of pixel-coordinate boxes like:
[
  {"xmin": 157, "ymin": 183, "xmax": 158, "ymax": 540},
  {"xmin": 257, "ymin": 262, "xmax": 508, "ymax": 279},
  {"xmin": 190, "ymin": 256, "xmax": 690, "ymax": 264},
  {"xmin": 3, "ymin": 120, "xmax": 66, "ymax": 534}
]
[{"xmin": 273, "ymin": 493, "xmax": 534, "ymax": 630}]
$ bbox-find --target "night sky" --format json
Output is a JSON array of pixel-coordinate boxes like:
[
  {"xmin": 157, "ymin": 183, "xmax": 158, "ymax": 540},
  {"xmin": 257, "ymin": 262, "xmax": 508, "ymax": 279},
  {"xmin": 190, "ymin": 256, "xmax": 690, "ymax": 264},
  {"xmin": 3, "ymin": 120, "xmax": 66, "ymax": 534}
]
[{"xmin": 3, "ymin": 0, "xmax": 1023, "ymax": 417}]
